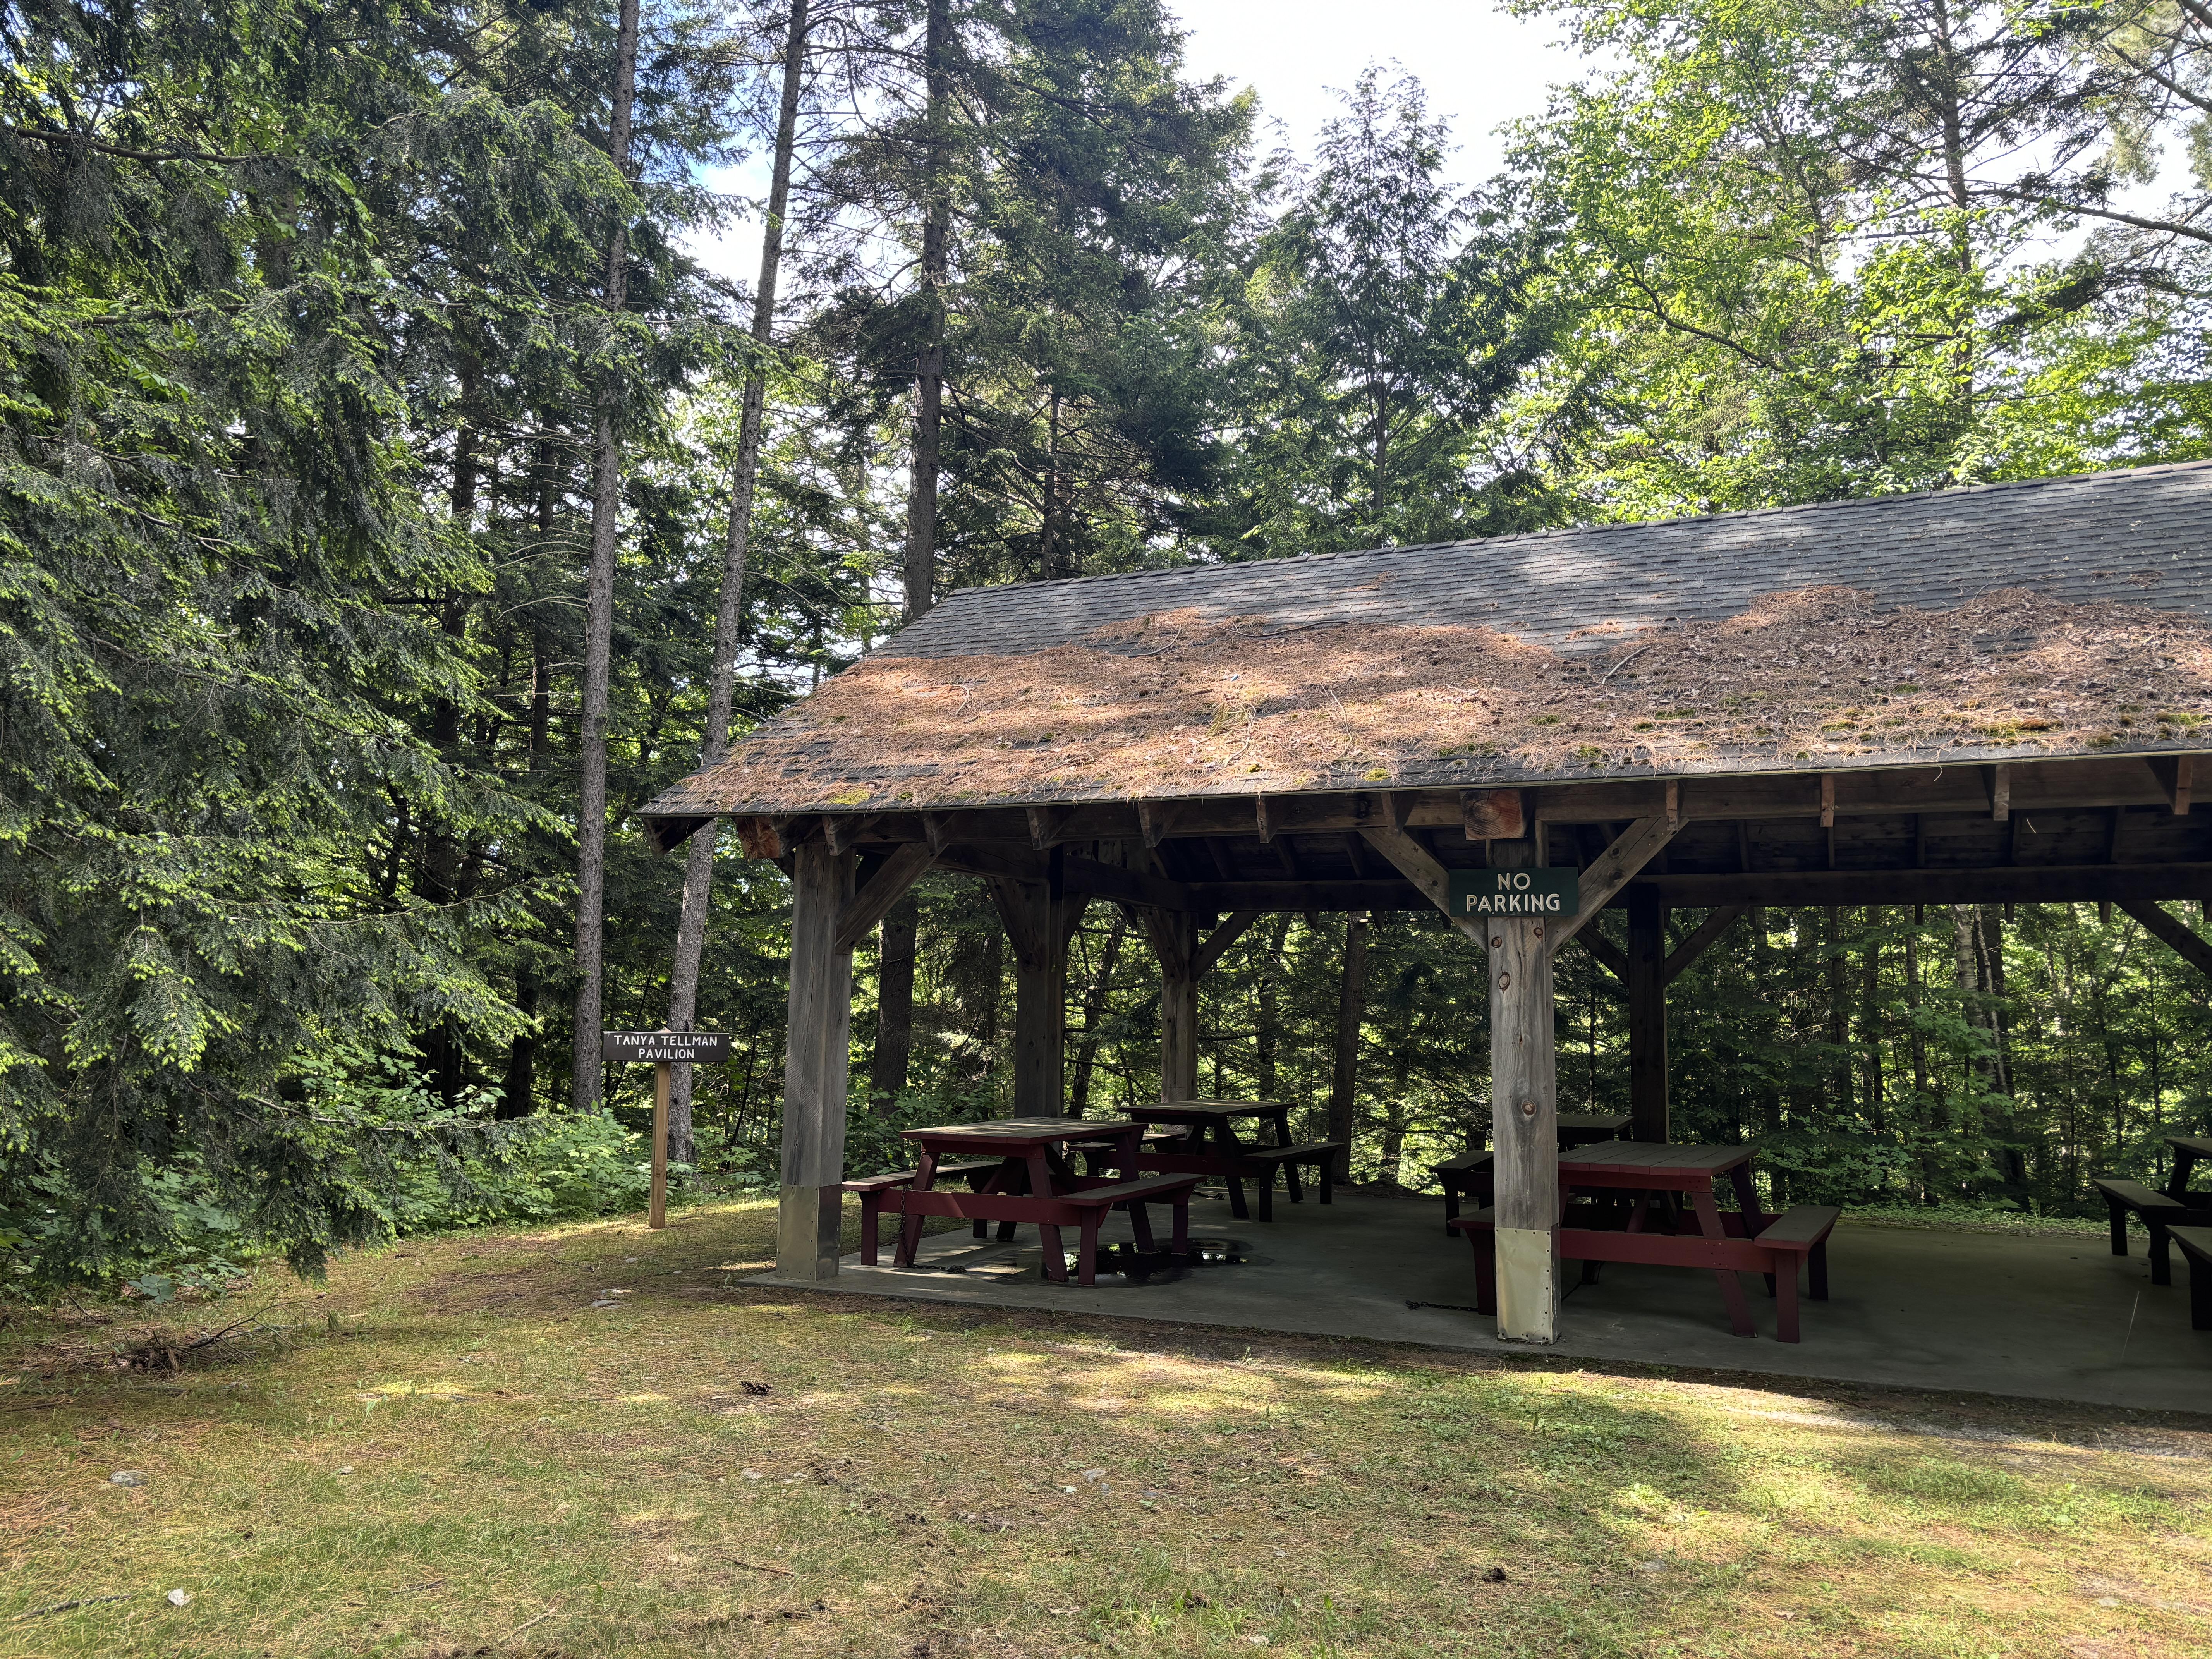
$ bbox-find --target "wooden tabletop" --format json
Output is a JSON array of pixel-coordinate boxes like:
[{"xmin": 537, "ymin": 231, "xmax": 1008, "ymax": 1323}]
[
  {"xmin": 1558, "ymin": 1141, "xmax": 1754, "ymax": 1178},
  {"xmin": 2164, "ymin": 1134, "xmax": 2212, "ymax": 1156},
  {"xmin": 1138, "ymin": 1100, "xmax": 1289, "ymax": 1120},
  {"xmin": 902, "ymin": 1117, "xmax": 1140, "ymax": 1147}
]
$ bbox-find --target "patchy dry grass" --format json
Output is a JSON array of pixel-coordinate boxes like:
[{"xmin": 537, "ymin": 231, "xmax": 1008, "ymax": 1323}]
[{"xmin": 3, "ymin": 1199, "xmax": 2210, "ymax": 1658}]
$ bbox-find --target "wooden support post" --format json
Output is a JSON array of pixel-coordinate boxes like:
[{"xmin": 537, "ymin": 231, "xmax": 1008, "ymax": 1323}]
[
  {"xmin": 990, "ymin": 859, "xmax": 1080, "ymax": 1115},
  {"xmin": 650, "ymin": 1059, "xmax": 671, "ymax": 1229},
  {"xmin": 1626, "ymin": 887, "xmax": 1668, "ymax": 1145},
  {"xmin": 777, "ymin": 839, "xmax": 856, "ymax": 1280},
  {"xmin": 1488, "ymin": 839, "xmax": 1559, "ymax": 1344},
  {"xmin": 1144, "ymin": 909, "xmax": 1200, "ymax": 1103}
]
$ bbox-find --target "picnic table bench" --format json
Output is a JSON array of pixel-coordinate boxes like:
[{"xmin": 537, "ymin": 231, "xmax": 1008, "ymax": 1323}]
[
  {"xmin": 1123, "ymin": 1100, "xmax": 1343, "ymax": 1221},
  {"xmin": 2169, "ymin": 1226, "xmax": 2212, "ymax": 1332},
  {"xmin": 1448, "ymin": 1142, "xmax": 1839, "ymax": 1341},
  {"xmin": 861, "ymin": 1118, "xmax": 1203, "ymax": 1286},
  {"xmin": 2090, "ymin": 1175, "xmax": 2212, "ymax": 1287}
]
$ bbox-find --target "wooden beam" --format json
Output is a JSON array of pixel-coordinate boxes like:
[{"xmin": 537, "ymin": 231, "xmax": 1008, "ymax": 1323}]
[
  {"xmin": 1986, "ymin": 764, "xmax": 2011, "ymax": 821},
  {"xmin": 1572, "ymin": 924, "xmax": 1628, "ymax": 982},
  {"xmin": 832, "ymin": 842, "xmax": 934, "ymax": 953},
  {"xmin": 1462, "ymin": 789, "xmax": 1525, "ymax": 840},
  {"xmin": 1638, "ymin": 862, "xmax": 2212, "ymax": 906},
  {"xmin": 1138, "ymin": 800, "xmax": 1178, "ymax": 848},
  {"xmin": 1255, "ymin": 796, "xmax": 1275, "ymax": 843},
  {"xmin": 921, "ymin": 812, "xmax": 954, "ymax": 855},
  {"xmin": 1027, "ymin": 804, "xmax": 1075, "ymax": 849},
  {"xmin": 1661, "ymin": 903, "xmax": 1750, "ymax": 988},
  {"xmin": 1554, "ymin": 794, "xmax": 1683, "ymax": 946},
  {"xmin": 1192, "ymin": 908, "xmax": 1264, "ymax": 975},
  {"xmin": 1819, "ymin": 774, "xmax": 1835, "ymax": 828},
  {"xmin": 937, "ymin": 845, "xmax": 1195, "ymax": 912},
  {"xmin": 777, "ymin": 840, "xmax": 855, "ymax": 1281},
  {"xmin": 2154, "ymin": 755, "xmax": 2195, "ymax": 815},
  {"xmin": 822, "ymin": 814, "xmax": 876, "ymax": 857},
  {"xmin": 645, "ymin": 813, "xmax": 713, "ymax": 854},
  {"xmin": 761, "ymin": 754, "xmax": 2212, "ymax": 854},
  {"xmin": 1383, "ymin": 791, "xmax": 1414, "ymax": 831},
  {"xmin": 1358, "ymin": 823, "xmax": 1482, "ymax": 939},
  {"xmin": 2119, "ymin": 900, "xmax": 2212, "ymax": 980}
]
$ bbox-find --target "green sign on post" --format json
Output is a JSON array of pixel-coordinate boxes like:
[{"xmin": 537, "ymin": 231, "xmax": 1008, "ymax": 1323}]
[{"xmin": 1447, "ymin": 867, "xmax": 1580, "ymax": 920}]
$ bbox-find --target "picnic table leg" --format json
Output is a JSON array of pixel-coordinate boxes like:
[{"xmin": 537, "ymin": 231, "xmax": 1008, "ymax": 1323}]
[
  {"xmin": 1318, "ymin": 1163, "xmax": 1333, "ymax": 1206},
  {"xmin": 1691, "ymin": 1187, "xmax": 1756, "ymax": 1337},
  {"xmin": 2106, "ymin": 1191, "xmax": 2129, "ymax": 1257},
  {"xmin": 1077, "ymin": 1216, "xmax": 1101, "ymax": 1286},
  {"xmin": 1809, "ymin": 1240, "xmax": 1829, "ymax": 1301},
  {"xmin": 2192, "ymin": 1255, "xmax": 2212, "ymax": 1331},
  {"xmin": 896, "ymin": 1149, "xmax": 940, "ymax": 1268},
  {"xmin": 1220, "ymin": 1124, "xmax": 1251, "ymax": 1220},
  {"xmin": 1128, "ymin": 1199, "xmax": 1158, "ymax": 1253},
  {"xmin": 1171, "ymin": 1194, "xmax": 1191, "ymax": 1255},
  {"xmin": 1464, "ymin": 1227, "xmax": 1497, "ymax": 1316},
  {"xmin": 985, "ymin": 1156, "xmax": 1023, "ymax": 1242},
  {"xmin": 2150, "ymin": 1221, "xmax": 2174, "ymax": 1288},
  {"xmin": 1443, "ymin": 1181, "xmax": 1460, "ymax": 1237},
  {"xmin": 1773, "ymin": 1254, "xmax": 1802, "ymax": 1343},
  {"xmin": 1257, "ymin": 1166, "xmax": 1275, "ymax": 1223},
  {"xmin": 2170, "ymin": 1147, "xmax": 2200, "ymax": 1202},
  {"xmin": 1026, "ymin": 1150, "xmax": 1069, "ymax": 1283},
  {"xmin": 859, "ymin": 1193, "xmax": 881, "ymax": 1266},
  {"xmin": 1115, "ymin": 1127, "xmax": 1142, "ymax": 1182},
  {"xmin": 1726, "ymin": 1162, "xmax": 1764, "ymax": 1230}
]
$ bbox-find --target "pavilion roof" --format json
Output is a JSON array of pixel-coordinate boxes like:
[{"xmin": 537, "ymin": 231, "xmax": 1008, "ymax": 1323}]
[{"xmin": 643, "ymin": 461, "xmax": 2212, "ymax": 820}]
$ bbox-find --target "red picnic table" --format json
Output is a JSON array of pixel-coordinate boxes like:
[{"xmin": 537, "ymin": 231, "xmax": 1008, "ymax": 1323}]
[
  {"xmin": 1450, "ymin": 1141, "xmax": 1840, "ymax": 1342},
  {"xmin": 872, "ymin": 1117, "xmax": 1202, "ymax": 1286},
  {"xmin": 1120, "ymin": 1100, "xmax": 1342, "ymax": 1221}
]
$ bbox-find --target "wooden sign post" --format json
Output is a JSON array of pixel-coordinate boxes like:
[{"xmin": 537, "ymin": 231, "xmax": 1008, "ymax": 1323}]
[{"xmin": 601, "ymin": 1030, "xmax": 731, "ymax": 1228}]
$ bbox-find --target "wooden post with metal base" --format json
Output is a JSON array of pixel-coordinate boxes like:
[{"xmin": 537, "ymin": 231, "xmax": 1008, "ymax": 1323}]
[{"xmin": 1487, "ymin": 840, "xmax": 1559, "ymax": 1343}]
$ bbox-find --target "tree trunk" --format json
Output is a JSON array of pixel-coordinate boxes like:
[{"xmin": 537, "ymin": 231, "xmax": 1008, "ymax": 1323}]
[
  {"xmin": 663, "ymin": 0, "xmax": 811, "ymax": 1160},
  {"xmin": 571, "ymin": 0, "xmax": 642, "ymax": 1109},
  {"xmin": 867, "ymin": 891, "xmax": 919, "ymax": 1111},
  {"xmin": 1068, "ymin": 907, "xmax": 1127, "ymax": 1113},
  {"xmin": 419, "ymin": 356, "xmax": 481, "ymax": 1109},
  {"xmin": 903, "ymin": 0, "xmax": 950, "ymax": 620},
  {"xmin": 1328, "ymin": 911, "xmax": 1370, "ymax": 1182},
  {"xmin": 1254, "ymin": 915, "xmax": 1285, "ymax": 1103}
]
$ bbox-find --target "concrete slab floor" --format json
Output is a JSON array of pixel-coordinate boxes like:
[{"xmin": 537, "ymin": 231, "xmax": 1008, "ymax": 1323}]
[{"xmin": 751, "ymin": 1189, "xmax": 2212, "ymax": 1412}]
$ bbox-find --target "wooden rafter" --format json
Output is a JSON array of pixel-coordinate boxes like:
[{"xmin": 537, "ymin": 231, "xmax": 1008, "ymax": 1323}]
[
  {"xmin": 834, "ymin": 842, "xmax": 934, "ymax": 953},
  {"xmin": 1661, "ymin": 903, "xmax": 1750, "ymax": 987},
  {"xmin": 2120, "ymin": 899, "xmax": 2212, "ymax": 979}
]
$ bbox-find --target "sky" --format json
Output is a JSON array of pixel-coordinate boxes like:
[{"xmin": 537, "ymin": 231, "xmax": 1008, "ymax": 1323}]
[
  {"xmin": 1173, "ymin": 0, "xmax": 1577, "ymax": 183},
  {"xmin": 689, "ymin": 1, "xmax": 1578, "ymax": 283}
]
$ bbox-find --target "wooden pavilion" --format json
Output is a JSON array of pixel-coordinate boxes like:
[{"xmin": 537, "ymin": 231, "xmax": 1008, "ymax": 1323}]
[{"xmin": 640, "ymin": 461, "xmax": 2212, "ymax": 1343}]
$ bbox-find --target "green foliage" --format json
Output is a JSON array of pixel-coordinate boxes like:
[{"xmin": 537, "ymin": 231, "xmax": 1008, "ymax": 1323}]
[{"xmin": 13, "ymin": 0, "xmax": 2212, "ymax": 1287}]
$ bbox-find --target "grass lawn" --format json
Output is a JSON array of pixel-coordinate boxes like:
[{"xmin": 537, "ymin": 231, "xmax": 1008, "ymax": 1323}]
[{"xmin": 3, "ymin": 1199, "xmax": 2210, "ymax": 1659}]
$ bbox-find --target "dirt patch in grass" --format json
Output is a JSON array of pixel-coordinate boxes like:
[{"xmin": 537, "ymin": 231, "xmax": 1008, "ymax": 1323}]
[{"xmin": 4, "ymin": 1199, "xmax": 2210, "ymax": 1658}]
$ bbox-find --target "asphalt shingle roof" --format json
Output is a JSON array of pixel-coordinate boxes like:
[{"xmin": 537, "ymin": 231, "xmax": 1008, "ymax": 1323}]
[
  {"xmin": 884, "ymin": 461, "xmax": 2212, "ymax": 661},
  {"xmin": 642, "ymin": 462, "xmax": 2212, "ymax": 819}
]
